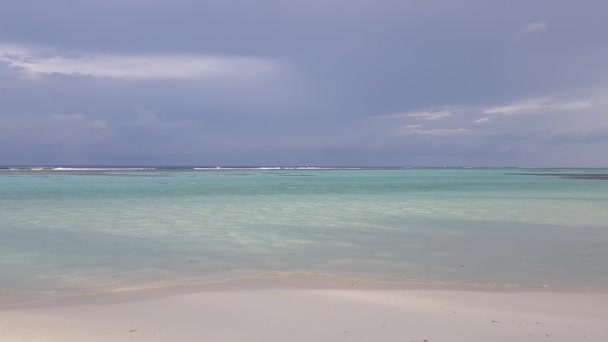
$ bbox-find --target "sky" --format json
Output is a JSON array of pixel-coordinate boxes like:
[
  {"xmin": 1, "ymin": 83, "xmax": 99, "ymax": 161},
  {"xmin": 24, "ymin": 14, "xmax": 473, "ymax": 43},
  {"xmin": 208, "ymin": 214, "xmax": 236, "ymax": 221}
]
[{"xmin": 1, "ymin": 0, "xmax": 608, "ymax": 167}]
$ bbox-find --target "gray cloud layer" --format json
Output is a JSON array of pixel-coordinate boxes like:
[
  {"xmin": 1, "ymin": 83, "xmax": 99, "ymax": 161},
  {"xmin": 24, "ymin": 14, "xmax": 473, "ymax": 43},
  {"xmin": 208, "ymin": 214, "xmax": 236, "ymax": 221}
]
[{"xmin": 1, "ymin": 0, "xmax": 608, "ymax": 166}]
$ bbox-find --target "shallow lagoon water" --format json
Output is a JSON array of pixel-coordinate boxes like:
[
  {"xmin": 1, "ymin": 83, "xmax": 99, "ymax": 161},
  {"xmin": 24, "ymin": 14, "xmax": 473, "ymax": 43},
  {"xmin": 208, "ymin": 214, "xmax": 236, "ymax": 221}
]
[{"xmin": 1, "ymin": 168, "xmax": 607, "ymax": 294}]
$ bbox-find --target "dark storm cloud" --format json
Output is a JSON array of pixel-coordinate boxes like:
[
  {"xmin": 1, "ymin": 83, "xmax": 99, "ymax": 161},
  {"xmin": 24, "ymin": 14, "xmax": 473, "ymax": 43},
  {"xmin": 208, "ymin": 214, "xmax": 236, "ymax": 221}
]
[{"xmin": 1, "ymin": 0, "xmax": 608, "ymax": 166}]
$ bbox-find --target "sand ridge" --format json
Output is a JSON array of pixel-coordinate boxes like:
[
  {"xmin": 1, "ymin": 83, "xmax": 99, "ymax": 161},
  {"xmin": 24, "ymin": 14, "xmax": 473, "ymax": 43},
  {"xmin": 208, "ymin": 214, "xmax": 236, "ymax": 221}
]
[{"xmin": 1, "ymin": 278, "xmax": 607, "ymax": 342}]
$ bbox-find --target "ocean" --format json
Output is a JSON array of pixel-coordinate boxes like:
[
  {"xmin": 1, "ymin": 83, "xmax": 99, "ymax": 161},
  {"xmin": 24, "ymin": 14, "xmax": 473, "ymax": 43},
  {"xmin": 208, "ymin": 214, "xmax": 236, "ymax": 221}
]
[{"xmin": 1, "ymin": 167, "xmax": 607, "ymax": 296}]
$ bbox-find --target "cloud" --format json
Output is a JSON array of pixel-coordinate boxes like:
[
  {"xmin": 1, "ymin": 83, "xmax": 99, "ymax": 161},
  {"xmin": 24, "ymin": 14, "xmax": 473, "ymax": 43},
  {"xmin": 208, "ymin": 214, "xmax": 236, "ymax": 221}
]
[
  {"xmin": 483, "ymin": 98, "xmax": 550, "ymax": 115},
  {"xmin": 0, "ymin": 45, "xmax": 282, "ymax": 80},
  {"xmin": 380, "ymin": 110, "xmax": 453, "ymax": 120},
  {"xmin": 0, "ymin": 113, "xmax": 110, "ymax": 149},
  {"xmin": 369, "ymin": 91, "xmax": 607, "ymax": 149},
  {"xmin": 92, "ymin": 120, "xmax": 109, "ymax": 130},
  {"xmin": 407, "ymin": 127, "xmax": 471, "ymax": 136},
  {"xmin": 50, "ymin": 113, "xmax": 109, "ymax": 130},
  {"xmin": 551, "ymin": 127, "xmax": 608, "ymax": 143},
  {"xmin": 473, "ymin": 117, "xmax": 490, "ymax": 124},
  {"xmin": 482, "ymin": 98, "xmax": 593, "ymax": 119},
  {"xmin": 1, "ymin": 1, "xmax": 608, "ymax": 167},
  {"xmin": 516, "ymin": 21, "xmax": 548, "ymax": 39},
  {"xmin": 51, "ymin": 113, "xmax": 86, "ymax": 121}
]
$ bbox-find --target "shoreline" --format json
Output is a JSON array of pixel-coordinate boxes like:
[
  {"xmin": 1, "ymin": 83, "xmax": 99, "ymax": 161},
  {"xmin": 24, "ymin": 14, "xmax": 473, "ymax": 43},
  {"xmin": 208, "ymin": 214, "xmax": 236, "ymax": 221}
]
[
  {"xmin": 0, "ymin": 275, "xmax": 607, "ymax": 341},
  {"xmin": 4, "ymin": 272, "xmax": 608, "ymax": 309}
]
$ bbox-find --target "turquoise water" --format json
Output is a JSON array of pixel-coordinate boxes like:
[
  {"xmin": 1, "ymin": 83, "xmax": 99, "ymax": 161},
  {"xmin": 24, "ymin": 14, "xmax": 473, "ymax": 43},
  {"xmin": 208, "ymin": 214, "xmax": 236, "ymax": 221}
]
[{"xmin": 1, "ymin": 168, "xmax": 608, "ymax": 294}]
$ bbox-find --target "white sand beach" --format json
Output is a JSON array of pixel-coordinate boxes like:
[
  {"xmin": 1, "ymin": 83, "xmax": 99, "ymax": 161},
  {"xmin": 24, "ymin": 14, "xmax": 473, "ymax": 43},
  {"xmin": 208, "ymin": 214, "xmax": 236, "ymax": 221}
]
[{"xmin": 1, "ymin": 276, "xmax": 607, "ymax": 342}]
